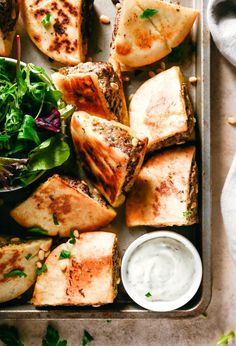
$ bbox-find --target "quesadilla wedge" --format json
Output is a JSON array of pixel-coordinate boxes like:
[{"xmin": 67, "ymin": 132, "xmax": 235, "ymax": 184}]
[
  {"xmin": 71, "ymin": 111, "xmax": 148, "ymax": 207},
  {"xmin": 126, "ymin": 146, "xmax": 198, "ymax": 227},
  {"xmin": 10, "ymin": 175, "xmax": 116, "ymax": 237},
  {"xmin": 0, "ymin": 236, "xmax": 52, "ymax": 303},
  {"xmin": 111, "ymin": 0, "xmax": 199, "ymax": 69},
  {"xmin": 129, "ymin": 66, "xmax": 195, "ymax": 152},
  {"xmin": 32, "ymin": 231, "xmax": 120, "ymax": 306},
  {"xmin": 0, "ymin": 0, "xmax": 19, "ymax": 56},
  {"xmin": 20, "ymin": 0, "xmax": 94, "ymax": 64},
  {"xmin": 52, "ymin": 62, "xmax": 128, "ymax": 125}
]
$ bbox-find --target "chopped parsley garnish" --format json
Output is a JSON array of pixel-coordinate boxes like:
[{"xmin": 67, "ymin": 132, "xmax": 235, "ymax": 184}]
[
  {"xmin": 4, "ymin": 269, "xmax": 27, "ymax": 278},
  {"xmin": 59, "ymin": 250, "xmax": 71, "ymax": 260},
  {"xmin": 41, "ymin": 13, "xmax": 51, "ymax": 27},
  {"xmin": 69, "ymin": 230, "xmax": 76, "ymax": 244},
  {"xmin": 183, "ymin": 210, "xmax": 192, "ymax": 218},
  {"xmin": 140, "ymin": 8, "xmax": 158, "ymax": 19},
  {"xmin": 53, "ymin": 212, "xmax": 59, "ymax": 225},
  {"xmin": 215, "ymin": 330, "xmax": 235, "ymax": 346},
  {"xmin": 82, "ymin": 330, "xmax": 94, "ymax": 346},
  {"xmin": 0, "ymin": 325, "xmax": 24, "ymax": 346},
  {"xmin": 42, "ymin": 325, "xmax": 67, "ymax": 346},
  {"xmin": 95, "ymin": 46, "xmax": 102, "ymax": 54},
  {"xmin": 145, "ymin": 292, "xmax": 152, "ymax": 298},
  {"xmin": 25, "ymin": 253, "xmax": 32, "ymax": 260},
  {"xmin": 36, "ymin": 263, "xmax": 47, "ymax": 276}
]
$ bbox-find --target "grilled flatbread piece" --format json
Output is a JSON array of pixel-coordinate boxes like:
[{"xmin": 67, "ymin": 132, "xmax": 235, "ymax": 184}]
[
  {"xmin": 129, "ymin": 66, "xmax": 195, "ymax": 152},
  {"xmin": 10, "ymin": 175, "xmax": 116, "ymax": 237},
  {"xmin": 126, "ymin": 146, "xmax": 198, "ymax": 227},
  {"xmin": 112, "ymin": 0, "xmax": 199, "ymax": 69},
  {"xmin": 20, "ymin": 0, "xmax": 93, "ymax": 65},
  {"xmin": 52, "ymin": 62, "xmax": 128, "ymax": 125},
  {"xmin": 0, "ymin": 236, "xmax": 52, "ymax": 303},
  {"xmin": 32, "ymin": 231, "xmax": 120, "ymax": 306},
  {"xmin": 0, "ymin": 0, "xmax": 19, "ymax": 56},
  {"xmin": 71, "ymin": 111, "xmax": 148, "ymax": 207}
]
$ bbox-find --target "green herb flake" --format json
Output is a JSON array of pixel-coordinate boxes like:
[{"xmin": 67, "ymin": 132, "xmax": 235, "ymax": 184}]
[
  {"xmin": 25, "ymin": 253, "xmax": 32, "ymax": 260},
  {"xmin": 37, "ymin": 263, "xmax": 47, "ymax": 276},
  {"xmin": 4, "ymin": 270, "xmax": 27, "ymax": 278},
  {"xmin": 82, "ymin": 330, "xmax": 94, "ymax": 346},
  {"xmin": 41, "ymin": 13, "xmax": 51, "ymax": 27},
  {"xmin": 53, "ymin": 212, "xmax": 59, "ymax": 225},
  {"xmin": 215, "ymin": 330, "xmax": 235, "ymax": 346},
  {"xmin": 140, "ymin": 8, "xmax": 158, "ymax": 19},
  {"xmin": 0, "ymin": 325, "xmax": 24, "ymax": 346},
  {"xmin": 27, "ymin": 227, "xmax": 48, "ymax": 235},
  {"xmin": 42, "ymin": 325, "xmax": 67, "ymax": 346},
  {"xmin": 145, "ymin": 292, "xmax": 152, "ymax": 298},
  {"xmin": 59, "ymin": 249, "xmax": 71, "ymax": 260},
  {"xmin": 183, "ymin": 210, "xmax": 192, "ymax": 218},
  {"xmin": 69, "ymin": 230, "xmax": 76, "ymax": 244},
  {"xmin": 95, "ymin": 46, "xmax": 102, "ymax": 54}
]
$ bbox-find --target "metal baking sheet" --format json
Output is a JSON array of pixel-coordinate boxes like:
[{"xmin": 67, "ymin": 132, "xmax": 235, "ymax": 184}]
[{"xmin": 0, "ymin": 0, "xmax": 211, "ymax": 318}]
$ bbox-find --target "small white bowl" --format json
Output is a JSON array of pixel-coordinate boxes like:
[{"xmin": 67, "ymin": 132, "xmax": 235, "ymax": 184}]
[{"xmin": 121, "ymin": 231, "xmax": 202, "ymax": 312}]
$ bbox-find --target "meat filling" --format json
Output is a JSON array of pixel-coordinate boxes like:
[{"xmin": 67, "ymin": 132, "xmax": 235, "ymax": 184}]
[
  {"xmin": 185, "ymin": 161, "xmax": 198, "ymax": 223},
  {"xmin": 81, "ymin": 0, "xmax": 94, "ymax": 55},
  {"xmin": 59, "ymin": 62, "xmax": 123, "ymax": 118}
]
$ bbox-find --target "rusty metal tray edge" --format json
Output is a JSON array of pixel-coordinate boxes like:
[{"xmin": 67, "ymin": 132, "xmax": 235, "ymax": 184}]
[{"xmin": 0, "ymin": 0, "xmax": 211, "ymax": 319}]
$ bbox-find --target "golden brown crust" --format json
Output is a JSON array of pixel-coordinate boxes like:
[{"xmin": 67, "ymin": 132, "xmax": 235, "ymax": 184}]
[
  {"xmin": 71, "ymin": 111, "xmax": 148, "ymax": 207},
  {"xmin": 20, "ymin": 0, "xmax": 85, "ymax": 64},
  {"xmin": 32, "ymin": 232, "xmax": 119, "ymax": 306},
  {"xmin": 11, "ymin": 175, "xmax": 117, "ymax": 237},
  {"xmin": 126, "ymin": 146, "xmax": 198, "ymax": 227}
]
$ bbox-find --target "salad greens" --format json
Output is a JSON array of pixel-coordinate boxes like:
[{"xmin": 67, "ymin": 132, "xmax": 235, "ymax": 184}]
[
  {"xmin": 0, "ymin": 325, "xmax": 24, "ymax": 346},
  {"xmin": 42, "ymin": 325, "xmax": 67, "ymax": 346},
  {"xmin": 0, "ymin": 59, "xmax": 74, "ymax": 189}
]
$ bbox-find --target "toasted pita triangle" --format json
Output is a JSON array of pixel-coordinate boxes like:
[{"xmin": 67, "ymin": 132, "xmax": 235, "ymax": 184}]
[
  {"xmin": 136, "ymin": 0, "xmax": 199, "ymax": 49},
  {"xmin": 113, "ymin": 0, "xmax": 199, "ymax": 69},
  {"xmin": 20, "ymin": 0, "xmax": 85, "ymax": 65},
  {"xmin": 113, "ymin": 0, "xmax": 171, "ymax": 69}
]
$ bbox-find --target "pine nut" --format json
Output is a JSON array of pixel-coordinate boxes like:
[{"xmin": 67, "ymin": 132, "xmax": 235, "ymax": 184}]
[
  {"xmin": 122, "ymin": 75, "xmax": 130, "ymax": 82},
  {"xmin": 110, "ymin": 82, "xmax": 119, "ymax": 90},
  {"xmin": 40, "ymin": 242, "xmax": 51, "ymax": 252},
  {"xmin": 100, "ymin": 15, "xmax": 110, "ymax": 24},
  {"xmin": 148, "ymin": 71, "xmax": 155, "ymax": 78},
  {"xmin": 189, "ymin": 76, "xmax": 198, "ymax": 84},
  {"xmin": 38, "ymin": 250, "xmax": 45, "ymax": 261},
  {"xmin": 227, "ymin": 117, "xmax": 236, "ymax": 125},
  {"xmin": 59, "ymin": 260, "xmax": 67, "ymax": 272},
  {"xmin": 36, "ymin": 261, "xmax": 42, "ymax": 268},
  {"xmin": 160, "ymin": 61, "xmax": 166, "ymax": 70},
  {"xmin": 116, "ymin": 3, "xmax": 121, "ymax": 9},
  {"xmin": 73, "ymin": 230, "xmax": 80, "ymax": 238}
]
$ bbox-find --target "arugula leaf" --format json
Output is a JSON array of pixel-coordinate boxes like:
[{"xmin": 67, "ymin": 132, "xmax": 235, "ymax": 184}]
[
  {"xmin": 69, "ymin": 230, "xmax": 76, "ymax": 244},
  {"xmin": 215, "ymin": 330, "xmax": 235, "ymax": 346},
  {"xmin": 140, "ymin": 8, "xmax": 158, "ymax": 19},
  {"xmin": 4, "ymin": 270, "xmax": 27, "ymax": 278},
  {"xmin": 82, "ymin": 330, "xmax": 94, "ymax": 346},
  {"xmin": 37, "ymin": 263, "xmax": 47, "ymax": 276},
  {"xmin": 95, "ymin": 46, "xmax": 102, "ymax": 54},
  {"xmin": 0, "ymin": 157, "xmax": 28, "ymax": 188},
  {"xmin": 59, "ymin": 250, "xmax": 71, "ymax": 260},
  {"xmin": 41, "ymin": 13, "xmax": 51, "ymax": 27},
  {"xmin": 0, "ymin": 325, "xmax": 24, "ymax": 346},
  {"xmin": 42, "ymin": 325, "xmax": 67, "ymax": 346},
  {"xmin": 27, "ymin": 227, "xmax": 48, "ymax": 235},
  {"xmin": 17, "ymin": 114, "xmax": 40, "ymax": 145},
  {"xmin": 4, "ymin": 107, "xmax": 23, "ymax": 134},
  {"xmin": 28, "ymin": 135, "xmax": 70, "ymax": 171}
]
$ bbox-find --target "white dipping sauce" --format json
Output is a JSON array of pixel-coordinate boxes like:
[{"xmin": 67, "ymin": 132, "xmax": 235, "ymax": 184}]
[{"xmin": 127, "ymin": 237, "xmax": 196, "ymax": 301}]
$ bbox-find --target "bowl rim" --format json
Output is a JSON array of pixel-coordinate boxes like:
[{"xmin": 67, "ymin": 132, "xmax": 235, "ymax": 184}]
[{"xmin": 121, "ymin": 231, "xmax": 203, "ymax": 312}]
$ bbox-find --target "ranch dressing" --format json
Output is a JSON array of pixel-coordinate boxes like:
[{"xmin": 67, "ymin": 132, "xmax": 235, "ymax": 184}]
[{"xmin": 127, "ymin": 237, "xmax": 196, "ymax": 301}]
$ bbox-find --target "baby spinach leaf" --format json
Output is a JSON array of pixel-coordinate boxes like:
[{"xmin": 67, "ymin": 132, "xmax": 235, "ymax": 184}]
[
  {"xmin": 28, "ymin": 135, "xmax": 70, "ymax": 171},
  {"xmin": 17, "ymin": 114, "xmax": 40, "ymax": 145}
]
